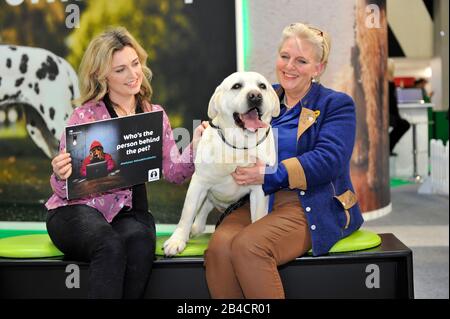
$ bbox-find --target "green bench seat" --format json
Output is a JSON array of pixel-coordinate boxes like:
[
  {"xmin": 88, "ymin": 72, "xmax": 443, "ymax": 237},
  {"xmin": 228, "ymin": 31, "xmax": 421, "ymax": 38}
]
[{"xmin": 0, "ymin": 229, "xmax": 381, "ymax": 259}]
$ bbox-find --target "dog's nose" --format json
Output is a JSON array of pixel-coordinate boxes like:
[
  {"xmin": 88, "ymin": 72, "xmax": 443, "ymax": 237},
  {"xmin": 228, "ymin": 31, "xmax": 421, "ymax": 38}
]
[{"xmin": 247, "ymin": 91, "xmax": 262, "ymax": 105}]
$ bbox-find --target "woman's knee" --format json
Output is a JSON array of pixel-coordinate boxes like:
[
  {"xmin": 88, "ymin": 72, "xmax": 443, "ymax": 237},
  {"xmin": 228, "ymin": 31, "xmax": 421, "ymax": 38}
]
[
  {"xmin": 93, "ymin": 232, "xmax": 127, "ymax": 262},
  {"xmin": 114, "ymin": 212, "xmax": 156, "ymax": 245},
  {"xmin": 205, "ymin": 229, "xmax": 237, "ymax": 262},
  {"xmin": 230, "ymin": 232, "xmax": 269, "ymax": 262},
  {"xmin": 46, "ymin": 205, "xmax": 111, "ymax": 257},
  {"xmin": 126, "ymin": 228, "xmax": 156, "ymax": 257}
]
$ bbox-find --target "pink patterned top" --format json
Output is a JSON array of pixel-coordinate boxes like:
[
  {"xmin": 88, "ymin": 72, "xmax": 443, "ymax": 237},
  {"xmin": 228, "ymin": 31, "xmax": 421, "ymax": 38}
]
[{"xmin": 45, "ymin": 99, "xmax": 194, "ymax": 223}]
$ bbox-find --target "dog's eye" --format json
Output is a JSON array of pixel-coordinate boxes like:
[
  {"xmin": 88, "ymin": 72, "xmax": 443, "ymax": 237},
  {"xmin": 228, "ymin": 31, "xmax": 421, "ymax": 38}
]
[
  {"xmin": 232, "ymin": 83, "xmax": 242, "ymax": 90},
  {"xmin": 259, "ymin": 83, "xmax": 267, "ymax": 90}
]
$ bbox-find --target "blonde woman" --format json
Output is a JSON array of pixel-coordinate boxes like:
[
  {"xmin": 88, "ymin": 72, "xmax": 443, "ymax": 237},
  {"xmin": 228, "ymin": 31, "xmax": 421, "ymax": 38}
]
[
  {"xmin": 205, "ymin": 22, "xmax": 364, "ymax": 298},
  {"xmin": 46, "ymin": 27, "xmax": 206, "ymax": 299}
]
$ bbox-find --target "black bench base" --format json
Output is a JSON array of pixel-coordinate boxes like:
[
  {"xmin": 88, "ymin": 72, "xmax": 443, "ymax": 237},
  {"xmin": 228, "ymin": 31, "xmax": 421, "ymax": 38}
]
[{"xmin": 0, "ymin": 233, "xmax": 414, "ymax": 299}]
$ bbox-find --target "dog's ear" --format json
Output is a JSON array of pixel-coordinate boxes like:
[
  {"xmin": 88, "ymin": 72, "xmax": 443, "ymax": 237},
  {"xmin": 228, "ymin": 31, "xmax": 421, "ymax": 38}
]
[
  {"xmin": 269, "ymin": 86, "xmax": 281, "ymax": 117},
  {"xmin": 208, "ymin": 85, "xmax": 222, "ymax": 119}
]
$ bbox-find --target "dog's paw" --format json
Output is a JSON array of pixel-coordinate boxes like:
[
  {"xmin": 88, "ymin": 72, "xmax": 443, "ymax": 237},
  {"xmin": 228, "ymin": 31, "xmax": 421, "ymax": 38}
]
[
  {"xmin": 163, "ymin": 236, "xmax": 187, "ymax": 257},
  {"xmin": 163, "ymin": 228, "xmax": 189, "ymax": 256},
  {"xmin": 190, "ymin": 222, "xmax": 206, "ymax": 237}
]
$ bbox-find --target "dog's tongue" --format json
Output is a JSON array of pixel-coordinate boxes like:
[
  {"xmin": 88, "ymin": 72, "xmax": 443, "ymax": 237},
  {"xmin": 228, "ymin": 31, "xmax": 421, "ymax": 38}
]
[{"xmin": 239, "ymin": 109, "xmax": 267, "ymax": 132}]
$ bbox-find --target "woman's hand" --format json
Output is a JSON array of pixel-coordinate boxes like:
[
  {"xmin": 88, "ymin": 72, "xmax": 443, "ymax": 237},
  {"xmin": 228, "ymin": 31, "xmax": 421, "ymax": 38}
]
[
  {"xmin": 231, "ymin": 158, "xmax": 266, "ymax": 186},
  {"xmin": 192, "ymin": 121, "xmax": 209, "ymax": 154},
  {"xmin": 51, "ymin": 149, "xmax": 72, "ymax": 180}
]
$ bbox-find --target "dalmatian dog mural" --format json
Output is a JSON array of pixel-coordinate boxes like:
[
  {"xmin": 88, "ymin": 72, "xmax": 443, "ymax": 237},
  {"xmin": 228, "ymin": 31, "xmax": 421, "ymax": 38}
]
[{"xmin": 0, "ymin": 45, "xmax": 79, "ymax": 158}]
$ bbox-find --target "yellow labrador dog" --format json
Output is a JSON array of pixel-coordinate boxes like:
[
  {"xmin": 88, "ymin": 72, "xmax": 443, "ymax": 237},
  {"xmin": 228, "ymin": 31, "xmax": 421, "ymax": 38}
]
[{"xmin": 163, "ymin": 72, "xmax": 280, "ymax": 256}]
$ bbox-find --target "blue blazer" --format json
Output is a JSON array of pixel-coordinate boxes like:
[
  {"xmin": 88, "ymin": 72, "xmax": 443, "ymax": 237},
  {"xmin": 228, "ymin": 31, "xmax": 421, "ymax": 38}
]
[{"xmin": 263, "ymin": 82, "xmax": 364, "ymax": 256}]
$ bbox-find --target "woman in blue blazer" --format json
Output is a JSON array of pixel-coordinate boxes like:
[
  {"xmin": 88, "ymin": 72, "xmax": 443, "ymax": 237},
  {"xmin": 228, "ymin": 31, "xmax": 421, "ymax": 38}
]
[{"xmin": 204, "ymin": 22, "xmax": 364, "ymax": 299}]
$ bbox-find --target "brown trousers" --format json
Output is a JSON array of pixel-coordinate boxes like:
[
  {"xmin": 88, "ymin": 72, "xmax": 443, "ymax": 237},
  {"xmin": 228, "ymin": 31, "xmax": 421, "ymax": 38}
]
[{"xmin": 204, "ymin": 190, "xmax": 312, "ymax": 299}]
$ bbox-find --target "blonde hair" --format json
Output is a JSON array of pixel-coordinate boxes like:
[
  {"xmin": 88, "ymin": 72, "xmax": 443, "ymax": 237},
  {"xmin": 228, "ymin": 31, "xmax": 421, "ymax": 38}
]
[
  {"xmin": 279, "ymin": 23, "xmax": 331, "ymax": 77},
  {"xmin": 76, "ymin": 26, "xmax": 153, "ymax": 106}
]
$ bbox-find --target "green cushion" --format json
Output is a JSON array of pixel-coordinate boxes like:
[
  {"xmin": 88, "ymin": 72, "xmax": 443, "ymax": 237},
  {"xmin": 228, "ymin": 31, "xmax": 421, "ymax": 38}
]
[
  {"xmin": 0, "ymin": 234, "xmax": 63, "ymax": 258},
  {"xmin": 320, "ymin": 229, "xmax": 381, "ymax": 254},
  {"xmin": 155, "ymin": 229, "xmax": 381, "ymax": 257},
  {"xmin": 0, "ymin": 229, "xmax": 381, "ymax": 259},
  {"xmin": 155, "ymin": 233, "xmax": 211, "ymax": 257},
  {"xmin": 0, "ymin": 229, "xmax": 48, "ymax": 239}
]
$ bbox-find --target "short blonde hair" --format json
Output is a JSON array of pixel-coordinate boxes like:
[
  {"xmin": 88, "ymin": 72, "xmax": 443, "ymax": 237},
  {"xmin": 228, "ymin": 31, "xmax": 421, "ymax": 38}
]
[
  {"xmin": 279, "ymin": 23, "xmax": 331, "ymax": 76},
  {"xmin": 76, "ymin": 26, "xmax": 153, "ymax": 106}
]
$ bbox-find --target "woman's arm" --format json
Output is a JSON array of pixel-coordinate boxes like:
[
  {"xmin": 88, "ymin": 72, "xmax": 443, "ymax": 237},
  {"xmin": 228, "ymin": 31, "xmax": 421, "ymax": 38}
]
[
  {"xmin": 161, "ymin": 110, "xmax": 195, "ymax": 184},
  {"xmin": 49, "ymin": 108, "xmax": 85, "ymax": 198},
  {"xmin": 264, "ymin": 93, "xmax": 356, "ymax": 194}
]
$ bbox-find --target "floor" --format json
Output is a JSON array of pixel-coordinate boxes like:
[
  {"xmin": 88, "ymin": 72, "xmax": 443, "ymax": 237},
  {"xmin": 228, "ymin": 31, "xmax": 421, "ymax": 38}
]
[{"xmin": 364, "ymin": 183, "xmax": 449, "ymax": 299}]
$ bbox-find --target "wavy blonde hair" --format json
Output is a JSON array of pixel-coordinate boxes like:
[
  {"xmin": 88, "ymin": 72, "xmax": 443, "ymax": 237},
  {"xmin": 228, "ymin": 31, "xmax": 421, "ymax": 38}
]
[
  {"xmin": 279, "ymin": 22, "xmax": 332, "ymax": 79},
  {"xmin": 76, "ymin": 26, "xmax": 153, "ymax": 106}
]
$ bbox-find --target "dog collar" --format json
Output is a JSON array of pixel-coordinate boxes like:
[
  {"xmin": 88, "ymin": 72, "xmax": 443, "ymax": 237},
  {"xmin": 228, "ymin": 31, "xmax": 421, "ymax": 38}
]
[{"xmin": 208, "ymin": 121, "xmax": 271, "ymax": 150}]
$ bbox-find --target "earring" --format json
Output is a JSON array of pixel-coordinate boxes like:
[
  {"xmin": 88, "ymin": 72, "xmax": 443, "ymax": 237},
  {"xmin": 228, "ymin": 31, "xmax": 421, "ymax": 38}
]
[{"xmin": 311, "ymin": 77, "xmax": 317, "ymax": 83}]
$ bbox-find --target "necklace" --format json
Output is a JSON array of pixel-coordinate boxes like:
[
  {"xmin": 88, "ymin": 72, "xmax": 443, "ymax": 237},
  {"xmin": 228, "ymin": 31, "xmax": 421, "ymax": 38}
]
[
  {"xmin": 285, "ymin": 83, "xmax": 313, "ymax": 109},
  {"xmin": 110, "ymin": 99, "xmax": 136, "ymax": 116}
]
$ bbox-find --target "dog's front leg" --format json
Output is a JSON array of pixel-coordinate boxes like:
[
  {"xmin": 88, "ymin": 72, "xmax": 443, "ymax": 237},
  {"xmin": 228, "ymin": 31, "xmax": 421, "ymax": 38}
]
[
  {"xmin": 191, "ymin": 198, "xmax": 215, "ymax": 237},
  {"xmin": 163, "ymin": 177, "xmax": 208, "ymax": 256},
  {"xmin": 249, "ymin": 187, "xmax": 269, "ymax": 223}
]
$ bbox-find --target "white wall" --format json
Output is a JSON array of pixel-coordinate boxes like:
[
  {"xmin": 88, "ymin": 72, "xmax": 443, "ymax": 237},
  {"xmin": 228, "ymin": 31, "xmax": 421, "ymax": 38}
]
[{"xmin": 387, "ymin": 0, "xmax": 434, "ymax": 58}]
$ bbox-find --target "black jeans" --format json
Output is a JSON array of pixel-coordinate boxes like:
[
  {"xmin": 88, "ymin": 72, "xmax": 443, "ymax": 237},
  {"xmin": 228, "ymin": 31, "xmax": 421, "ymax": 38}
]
[
  {"xmin": 46, "ymin": 204, "xmax": 156, "ymax": 299},
  {"xmin": 389, "ymin": 115, "xmax": 411, "ymax": 153}
]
